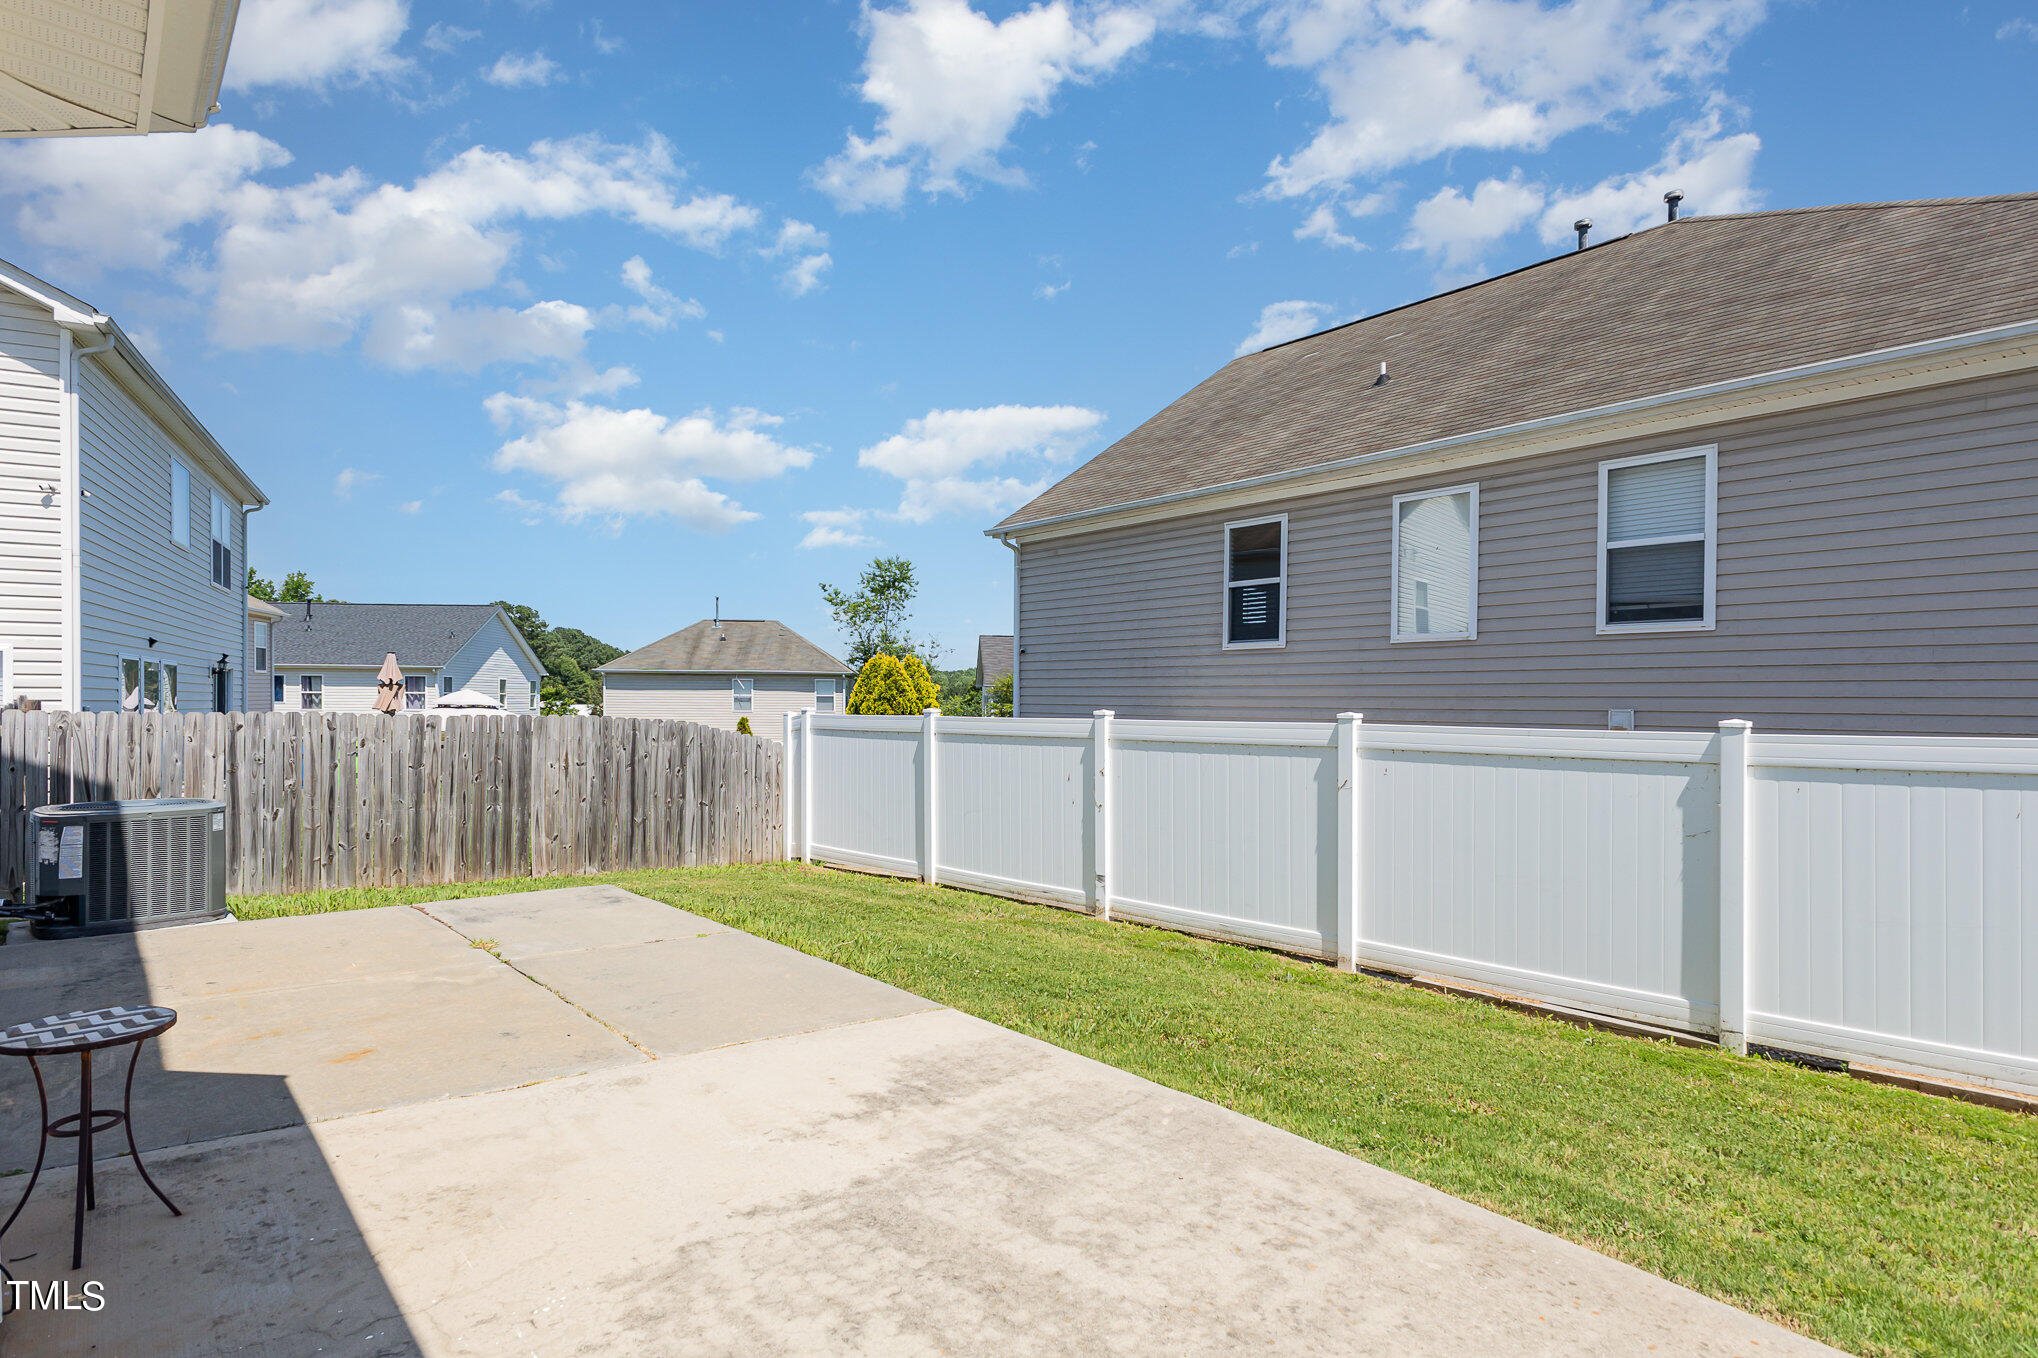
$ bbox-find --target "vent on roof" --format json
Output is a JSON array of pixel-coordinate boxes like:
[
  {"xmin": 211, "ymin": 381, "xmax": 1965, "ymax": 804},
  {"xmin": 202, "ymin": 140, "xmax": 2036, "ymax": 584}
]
[
  {"xmin": 1573, "ymin": 219, "xmax": 1592, "ymax": 251},
  {"xmin": 1664, "ymin": 189, "xmax": 1684, "ymax": 222}
]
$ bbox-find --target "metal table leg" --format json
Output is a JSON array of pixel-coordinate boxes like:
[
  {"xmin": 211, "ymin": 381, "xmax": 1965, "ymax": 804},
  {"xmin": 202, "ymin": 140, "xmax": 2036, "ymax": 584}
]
[
  {"xmin": 73, "ymin": 1049, "xmax": 91, "ymax": 1270},
  {"xmin": 122, "ymin": 1038, "xmax": 179, "ymax": 1218}
]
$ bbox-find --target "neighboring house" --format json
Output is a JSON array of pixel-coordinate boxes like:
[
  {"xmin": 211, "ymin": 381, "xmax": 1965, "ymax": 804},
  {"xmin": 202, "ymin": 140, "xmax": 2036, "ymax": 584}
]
[
  {"xmin": 248, "ymin": 593, "xmax": 284, "ymax": 710},
  {"xmin": 0, "ymin": 0, "xmax": 240, "ymax": 136},
  {"xmin": 0, "ymin": 256, "xmax": 269, "ymax": 713},
  {"xmin": 975, "ymin": 635, "xmax": 1013, "ymax": 695},
  {"xmin": 600, "ymin": 619, "xmax": 851, "ymax": 736},
  {"xmin": 268, "ymin": 603, "xmax": 546, "ymax": 714},
  {"xmin": 989, "ymin": 194, "xmax": 2038, "ymax": 735}
]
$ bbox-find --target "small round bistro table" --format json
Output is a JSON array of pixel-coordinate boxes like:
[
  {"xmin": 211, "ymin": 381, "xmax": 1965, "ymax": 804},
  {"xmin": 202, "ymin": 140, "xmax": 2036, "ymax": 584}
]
[{"xmin": 0, "ymin": 1006, "xmax": 182, "ymax": 1272}]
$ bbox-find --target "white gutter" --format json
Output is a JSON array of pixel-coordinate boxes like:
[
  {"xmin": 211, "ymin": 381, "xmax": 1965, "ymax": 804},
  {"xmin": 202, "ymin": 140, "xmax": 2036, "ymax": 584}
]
[
  {"xmin": 61, "ymin": 331, "xmax": 117, "ymax": 709},
  {"xmin": 986, "ymin": 315, "xmax": 2038, "ymax": 541}
]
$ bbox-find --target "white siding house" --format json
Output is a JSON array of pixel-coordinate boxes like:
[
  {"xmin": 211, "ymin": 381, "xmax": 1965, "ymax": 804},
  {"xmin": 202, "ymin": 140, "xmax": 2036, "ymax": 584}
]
[
  {"xmin": 0, "ymin": 256, "xmax": 268, "ymax": 712},
  {"xmin": 600, "ymin": 619, "xmax": 850, "ymax": 737},
  {"xmin": 267, "ymin": 603, "xmax": 546, "ymax": 713}
]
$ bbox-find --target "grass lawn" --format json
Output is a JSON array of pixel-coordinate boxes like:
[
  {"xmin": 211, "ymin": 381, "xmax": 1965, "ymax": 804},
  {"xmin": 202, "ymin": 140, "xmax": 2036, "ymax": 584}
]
[{"xmin": 234, "ymin": 863, "xmax": 2037, "ymax": 1357}]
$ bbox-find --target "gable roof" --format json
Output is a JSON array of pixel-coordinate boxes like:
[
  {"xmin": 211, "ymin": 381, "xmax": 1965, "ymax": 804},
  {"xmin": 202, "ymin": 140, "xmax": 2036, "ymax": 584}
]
[
  {"xmin": 992, "ymin": 194, "xmax": 2038, "ymax": 534},
  {"xmin": 0, "ymin": 254, "xmax": 267, "ymax": 507},
  {"xmin": 269, "ymin": 603, "xmax": 543, "ymax": 672},
  {"xmin": 599, "ymin": 620, "xmax": 851, "ymax": 676},
  {"xmin": 975, "ymin": 635, "xmax": 1013, "ymax": 688}
]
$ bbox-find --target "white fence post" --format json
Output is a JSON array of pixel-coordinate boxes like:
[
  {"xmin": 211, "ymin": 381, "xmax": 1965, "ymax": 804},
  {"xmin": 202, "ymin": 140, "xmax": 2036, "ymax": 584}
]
[
  {"xmin": 1717, "ymin": 718, "xmax": 1752, "ymax": 1053},
  {"xmin": 1092, "ymin": 708, "xmax": 1114, "ymax": 920},
  {"xmin": 922, "ymin": 706, "xmax": 940, "ymax": 885},
  {"xmin": 1336, "ymin": 712, "xmax": 1362, "ymax": 970},
  {"xmin": 799, "ymin": 707, "xmax": 814, "ymax": 864},
  {"xmin": 781, "ymin": 710, "xmax": 796, "ymax": 861}
]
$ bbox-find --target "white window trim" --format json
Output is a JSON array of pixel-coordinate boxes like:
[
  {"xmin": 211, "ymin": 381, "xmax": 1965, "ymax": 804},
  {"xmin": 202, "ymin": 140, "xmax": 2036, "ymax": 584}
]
[
  {"xmin": 1389, "ymin": 482, "xmax": 1479, "ymax": 644},
  {"xmin": 1595, "ymin": 444, "xmax": 1718, "ymax": 635},
  {"xmin": 300, "ymin": 673, "xmax": 323, "ymax": 710},
  {"xmin": 732, "ymin": 676, "xmax": 754, "ymax": 712},
  {"xmin": 1221, "ymin": 512, "xmax": 1289, "ymax": 651}
]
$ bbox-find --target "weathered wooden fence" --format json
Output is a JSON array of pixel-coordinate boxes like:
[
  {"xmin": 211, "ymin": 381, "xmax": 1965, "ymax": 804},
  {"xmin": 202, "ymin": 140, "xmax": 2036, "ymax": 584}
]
[{"xmin": 0, "ymin": 711, "xmax": 783, "ymax": 899}]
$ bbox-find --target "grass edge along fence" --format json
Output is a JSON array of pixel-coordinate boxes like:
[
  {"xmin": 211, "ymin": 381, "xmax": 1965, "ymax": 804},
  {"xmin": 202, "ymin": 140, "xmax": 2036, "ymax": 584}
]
[{"xmin": 0, "ymin": 710, "xmax": 783, "ymax": 899}]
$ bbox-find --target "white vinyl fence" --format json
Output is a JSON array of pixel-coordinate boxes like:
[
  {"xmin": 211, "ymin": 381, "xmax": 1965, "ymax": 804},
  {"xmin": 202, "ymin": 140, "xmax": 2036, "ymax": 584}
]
[{"xmin": 783, "ymin": 709, "xmax": 2038, "ymax": 1101}]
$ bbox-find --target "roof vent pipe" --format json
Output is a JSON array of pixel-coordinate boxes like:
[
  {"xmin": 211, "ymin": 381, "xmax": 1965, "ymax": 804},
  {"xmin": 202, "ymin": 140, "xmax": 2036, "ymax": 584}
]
[
  {"xmin": 1573, "ymin": 219, "xmax": 1592, "ymax": 251},
  {"xmin": 1664, "ymin": 189, "xmax": 1684, "ymax": 222}
]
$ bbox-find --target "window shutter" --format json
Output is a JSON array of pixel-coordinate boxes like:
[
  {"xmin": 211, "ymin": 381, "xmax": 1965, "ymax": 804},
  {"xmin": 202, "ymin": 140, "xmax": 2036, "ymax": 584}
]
[{"xmin": 1606, "ymin": 457, "xmax": 1705, "ymax": 541}]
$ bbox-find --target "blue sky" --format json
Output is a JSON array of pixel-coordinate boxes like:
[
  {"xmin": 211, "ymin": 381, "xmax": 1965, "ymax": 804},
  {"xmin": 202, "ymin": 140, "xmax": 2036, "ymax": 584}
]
[{"xmin": 3, "ymin": 1, "xmax": 2036, "ymax": 663}]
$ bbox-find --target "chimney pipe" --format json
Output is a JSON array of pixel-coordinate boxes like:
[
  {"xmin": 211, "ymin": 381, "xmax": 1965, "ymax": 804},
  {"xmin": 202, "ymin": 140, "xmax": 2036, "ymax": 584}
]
[
  {"xmin": 1663, "ymin": 189, "xmax": 1684, "ymax": 222},
  {"xmin": 1573, "ymin": 219, "xmax": 1592, "ymax": 252}
]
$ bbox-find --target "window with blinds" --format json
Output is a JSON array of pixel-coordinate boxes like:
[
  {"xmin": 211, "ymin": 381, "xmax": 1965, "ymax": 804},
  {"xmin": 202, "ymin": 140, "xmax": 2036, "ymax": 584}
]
[
  {"xmin": 1600, "ymin": 448, "xmax": 1714, "ymax": 628},
  {"xmin": 1224, "ymin": 516, "xmax": 1286, "ymax": 647},
  {"xmin": 1392, "ymin": 485, "xmax": 1477, "ymax": 641}
]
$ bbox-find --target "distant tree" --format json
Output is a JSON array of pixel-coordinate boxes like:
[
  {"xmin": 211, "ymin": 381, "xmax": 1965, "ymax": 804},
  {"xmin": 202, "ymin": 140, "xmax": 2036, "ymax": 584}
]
[
  {"xmin": 278, "ymin": 571, "xmax": 320, "ymax": 603},
  {"xmin": 989, "ymin": 673, "xmax": 1013, "ymax": 718},
  {"xmin": 493, "ymin": 601, "xmax": 621, "ymax": 714},
  {"xmin": 246, "ymin": 568, "xmax": 276, "ymax": 602},
  {"xmin": 846, "ymin": 653, "xmax": 940, "ymax": 715},
  {"xmin": 548, "ymin": 627, "xmax": 624, "ymax": 673},
  {"xmin": 934, "ymin": 667, "xmax": 980, "ymax": 714},
  {"xmin": 820, "ymin": 557, "xmax": 936, "ymax": 669}
]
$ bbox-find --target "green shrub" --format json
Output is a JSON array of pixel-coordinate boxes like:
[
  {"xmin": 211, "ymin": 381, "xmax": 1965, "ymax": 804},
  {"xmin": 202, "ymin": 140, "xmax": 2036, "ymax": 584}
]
[
  {"xmin": 736, "ymin": 715, "xmax": 753, "ymax": 735},
  {"xmin": 846, "ymin": 652, "xmax": 940, "ymax": 715}
]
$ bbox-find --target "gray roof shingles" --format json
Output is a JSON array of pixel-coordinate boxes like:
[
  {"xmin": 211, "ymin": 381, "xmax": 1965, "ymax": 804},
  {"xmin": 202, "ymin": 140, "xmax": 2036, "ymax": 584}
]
[
  {"xmin": 599, "ymin": 620, "xmax": 851, "ymax": 675},
  {"xmin": 268, "ymin": 602, "xmax": 507, "ymax": 669},
  {"xmin": 976, "ymin": 635, "xmax": 1013, "ymax": 688},
  {"xmin": 994, "ymin": 195, "xmax": 2038, "ymax": 531}
]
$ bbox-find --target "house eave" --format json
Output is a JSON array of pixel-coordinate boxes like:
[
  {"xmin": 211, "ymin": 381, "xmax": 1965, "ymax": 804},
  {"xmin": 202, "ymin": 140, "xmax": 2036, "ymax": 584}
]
[{"xmin": 987, "ymin": 317, "xmax": 2038, "ymax": 543}]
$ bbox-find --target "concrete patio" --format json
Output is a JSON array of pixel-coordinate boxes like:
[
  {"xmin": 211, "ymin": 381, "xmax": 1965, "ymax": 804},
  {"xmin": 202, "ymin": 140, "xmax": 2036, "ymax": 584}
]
[{"xmin": 0, "ymin": 885, "xmax": 1836, "ymax": 1355}]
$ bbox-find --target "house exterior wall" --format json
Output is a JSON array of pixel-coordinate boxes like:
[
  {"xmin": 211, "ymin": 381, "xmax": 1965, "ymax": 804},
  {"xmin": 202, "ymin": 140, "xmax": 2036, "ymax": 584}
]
[
  {"xmin": 443, "ymin": 614, "xmax": 542, "ymax": 712},
  {"xmin": 0, "ymin": 293, "xmax": 67, "ymax": 706},
  {"xmin": 1013, "ymin": 369, "xmax": 2038, "ymax": 735},
  {"xmin": 270, "ymin": 668, "xmax": 391, "ymax": 713},
  {"xmin": 602, "ymin": 671, "xmax": 842, "ymax": 735},
  {"xmin": 76, "ymin": 359, "xmax": 247, "ymax": 712}
]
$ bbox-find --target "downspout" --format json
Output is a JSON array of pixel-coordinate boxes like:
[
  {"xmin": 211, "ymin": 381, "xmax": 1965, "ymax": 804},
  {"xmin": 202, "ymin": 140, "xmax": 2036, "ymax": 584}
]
[
  {"xmin": 1002, "ymin": 536, "xmax": 1020, "ymax": 718},
  {"xmin": 241, "ymin": 502, "xmax": 264, "ymax": 710},
  {"xmin": 63, "ymin": 327, "xmax": 117, "ymax": 710}
]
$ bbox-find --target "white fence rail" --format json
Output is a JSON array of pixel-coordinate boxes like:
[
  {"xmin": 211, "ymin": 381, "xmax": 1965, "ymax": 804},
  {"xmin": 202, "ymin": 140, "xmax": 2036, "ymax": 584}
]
[{"xmin": 783, "ymin": 709, "xmax": 2038, "ymax": 1100}]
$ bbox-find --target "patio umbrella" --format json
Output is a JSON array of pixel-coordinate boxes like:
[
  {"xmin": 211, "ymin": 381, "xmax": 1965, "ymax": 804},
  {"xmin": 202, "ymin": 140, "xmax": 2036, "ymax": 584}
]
[{"xmin": 373, "ymin": 653, "xmax": 403, "ymax": 715}]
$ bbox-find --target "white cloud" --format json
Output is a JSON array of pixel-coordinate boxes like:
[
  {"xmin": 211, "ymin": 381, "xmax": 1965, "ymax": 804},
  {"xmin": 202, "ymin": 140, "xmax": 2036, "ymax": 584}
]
[
  {"xmin": 1403, "ymin": 174, "xmax": 1544, "ymax": 269},
  {"xmin": 1235, "ymin": 299, "xmax": 1331, "ymax": 356},
  {"xmin": 1537, "ymin": 102, "xmax": 1761, "ymax": 243},
  {"xmin": 0, "ymin": 129, "xmax": 763, "ymax": 374},
  {"xmin": 485, "ymin": 51, "xmax": 564, "ymax": 88},
  {"xmin": 1035, "ymin": 279, "xmax": 1071, "ymax": 299},
  {"xmin": 859, "ymin": 403, "xmax": 1104, "ymax": 522},
  {"xmin": 424, "ymin": 22, "xmax": 479, "ymax": 54},
  {"xmin": 486, "ymin": 394, "xmax": 814, "ymax": 531},
  {"xmin": 396, "ymin": 499, "xmax": 424, "ymax": 514},
  {"xmin": 0, "ymin": 125, "xmax": 291, "ymax": 271},
  {"xmin": 761, "ymin": 218, "xmax": 833, "ymax": 296},
  {"xmin": 798, "ymin": 508, "xmax": 878, "ymax": 549},
  {"xmin": 1256, "ymin": 0, "xmax": 1765, "ymax": 199},
  {"xmin": 333, "ymin": 466, "xmax": 381, "ymax": 497},
  {"xmin": 618, "ymin": 256, "xmax": 705, "ymax": 329},
  {"xmin": 227, "ymin": 0, "xmax": 410, "ymax": 90},
  {"xmin": 812, "ymin": 0, "xmax": 1157, "ymax": 210},
  {"xmin": 1999, "ymin": 17, "xmax": 2038, "ymax": 41}
]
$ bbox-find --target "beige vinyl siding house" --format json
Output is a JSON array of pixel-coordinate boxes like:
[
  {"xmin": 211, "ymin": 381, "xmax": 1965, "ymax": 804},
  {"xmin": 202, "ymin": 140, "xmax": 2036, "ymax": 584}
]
[
  {"xmin": 0, "ymin": 256, "xmax": 267, "ymax": 712},
  {"xmin": 600, "ymin": 619, "xmax": 850, "ymax": 737},
  {"xmin": 268, "ymin": 604, "xmax": 545, "ymax": 713},
  {"xmin": 991, "ymin": 196, "xmax": 2038, "ymax": 736}
]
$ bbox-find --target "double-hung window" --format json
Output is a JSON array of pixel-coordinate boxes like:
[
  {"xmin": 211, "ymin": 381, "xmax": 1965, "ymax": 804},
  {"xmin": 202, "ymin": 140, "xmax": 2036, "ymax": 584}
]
[
  {"xmin": 209, "ymin": 493, "xmax": 233, "ymax": 588},
  {"xmin": 253, "ymin": 621, "xmax": 270, "ymax": 672},
  {"xmin": 170, "ymin": 461, "xmax": 190, "ymax": 546},
  {"xmin": 273, "ymin": 674, "xmax": 285, "ymax": 705},
  {"xmin": 1599, "ymin": 447, "xmax": 1716, "ymax": 631},
  {"xmin": 814, "ymin": 678, "xmax": 837, "ymax": 713},
  {"xmin": 497, "ymin": 678, "xmax": 509, "ymax": 707},
  {"xmin": 1223, "ymin": 515, "xmax": 1286, "ymax": 648},
  {"xmin": 300, "ymin": 674, "xmax": 322, "ymax": 710},
  {"xmin": 1391, "ymin": 485, "xmax": 1478, "ymax": 642},
  {"xmin": 732, "ymin": 677, "xmax": 754, "ymax": 713},
  {"xmin": 405, "ymin": 676, "xmax": 427, "ymax": 710},
  {"xmin": 440, "ymin": 676, "xmax": 454, "ymax": 696}
]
